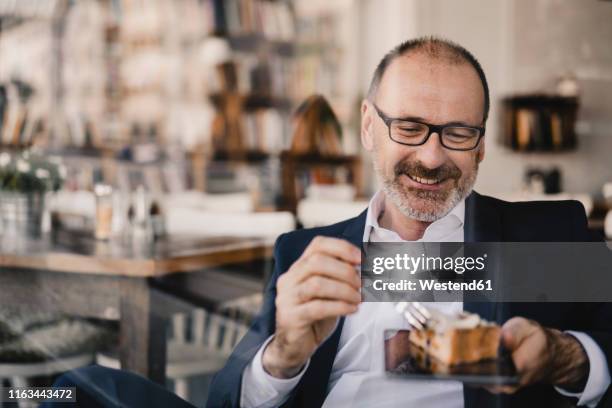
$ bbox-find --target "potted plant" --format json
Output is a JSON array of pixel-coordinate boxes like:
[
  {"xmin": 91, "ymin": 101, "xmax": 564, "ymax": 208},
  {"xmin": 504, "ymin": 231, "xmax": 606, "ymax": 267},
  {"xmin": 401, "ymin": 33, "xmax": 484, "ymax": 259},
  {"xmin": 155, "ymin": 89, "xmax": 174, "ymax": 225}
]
[{"xmin": 0, "ymin": 150, "xmax": 65, "ymax": 237}]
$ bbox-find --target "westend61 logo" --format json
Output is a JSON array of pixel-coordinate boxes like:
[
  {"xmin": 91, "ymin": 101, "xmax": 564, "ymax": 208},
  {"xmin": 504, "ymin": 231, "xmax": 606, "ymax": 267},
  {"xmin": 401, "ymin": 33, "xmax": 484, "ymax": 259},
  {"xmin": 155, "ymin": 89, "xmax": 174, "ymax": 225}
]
[{"xmin": 371, "ymin": 253, "xmax": 488, "ymax": 275}]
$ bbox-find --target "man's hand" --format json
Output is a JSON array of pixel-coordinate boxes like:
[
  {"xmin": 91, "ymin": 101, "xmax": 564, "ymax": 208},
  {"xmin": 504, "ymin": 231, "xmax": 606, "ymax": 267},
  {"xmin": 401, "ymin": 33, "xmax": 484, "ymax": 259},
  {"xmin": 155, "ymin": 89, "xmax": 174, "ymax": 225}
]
[
  {"xmin": 487, "ymin": 317, "xmax": 589, "ymax": 394},
  {"xmin": 262, "ymin": 236, "xmax": 362, "ymax": 379}
]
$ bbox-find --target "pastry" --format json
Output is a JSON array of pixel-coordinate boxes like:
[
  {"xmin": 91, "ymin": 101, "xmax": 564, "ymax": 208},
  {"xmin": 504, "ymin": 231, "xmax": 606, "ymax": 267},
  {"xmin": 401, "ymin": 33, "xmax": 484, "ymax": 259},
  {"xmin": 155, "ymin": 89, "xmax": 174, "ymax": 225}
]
[{"xmin": 408, "ymin": 309, "xmax": 500, "ymax": 365}]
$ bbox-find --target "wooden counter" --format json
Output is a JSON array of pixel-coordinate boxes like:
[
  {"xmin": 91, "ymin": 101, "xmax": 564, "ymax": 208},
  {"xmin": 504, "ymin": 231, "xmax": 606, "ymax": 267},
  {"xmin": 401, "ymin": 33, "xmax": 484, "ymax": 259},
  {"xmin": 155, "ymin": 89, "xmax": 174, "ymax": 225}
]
[{"xmin": 0, "ymin": 229, "xmax": 274, "ymax": 384}]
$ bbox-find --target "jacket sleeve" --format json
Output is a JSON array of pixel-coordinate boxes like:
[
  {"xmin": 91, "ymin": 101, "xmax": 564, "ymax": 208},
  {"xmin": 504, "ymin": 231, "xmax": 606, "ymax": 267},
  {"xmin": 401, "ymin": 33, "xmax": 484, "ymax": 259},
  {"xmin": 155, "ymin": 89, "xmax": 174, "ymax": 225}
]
[
  {"xmin": 206, "ymin": 234, "xmax": 288, "ymax": 408},
  {"xmin": 566, "ymin": 200, "xmax": 612, "ymax": 407}
]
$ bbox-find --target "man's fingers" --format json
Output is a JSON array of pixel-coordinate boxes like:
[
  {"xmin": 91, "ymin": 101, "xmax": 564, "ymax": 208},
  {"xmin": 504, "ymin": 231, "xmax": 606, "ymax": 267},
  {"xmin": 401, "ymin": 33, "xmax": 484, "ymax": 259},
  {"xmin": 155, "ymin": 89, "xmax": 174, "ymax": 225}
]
[
  {"xmin": 501, "ymin": 317, "xmax": 551, "ymax": 387},
  {"xmin": 289, "ymin": 275, "xmax": 361, "ymax": 305},
  {"xmin": 277, "ymin": 236, "xmax": 361, "ymax": 293},
  {"xmin": 302, "ymin": 236, "xmax": 361, "ymax": 265},
  {"xmin": 291, "ymin": 252, "xmax": 361, "ymax": 289},
  {"xmin": 295, "ymin": 300, "xmax": 358, "ymax": 323},
  {"xmin": 510, "ymin": 339, "xmax": 539, "ymax": 376},
  {"xmin": 501, "ymin": 317, "xmax": 538, "ymax": 351}
]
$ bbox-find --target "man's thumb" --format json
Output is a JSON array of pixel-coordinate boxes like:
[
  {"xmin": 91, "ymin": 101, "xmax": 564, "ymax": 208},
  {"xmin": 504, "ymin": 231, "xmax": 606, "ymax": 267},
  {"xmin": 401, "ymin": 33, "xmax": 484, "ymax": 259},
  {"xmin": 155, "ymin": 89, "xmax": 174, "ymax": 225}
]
[{"xmin": 501, "ymin": 317, "xmax": 531, "ymax": 350}]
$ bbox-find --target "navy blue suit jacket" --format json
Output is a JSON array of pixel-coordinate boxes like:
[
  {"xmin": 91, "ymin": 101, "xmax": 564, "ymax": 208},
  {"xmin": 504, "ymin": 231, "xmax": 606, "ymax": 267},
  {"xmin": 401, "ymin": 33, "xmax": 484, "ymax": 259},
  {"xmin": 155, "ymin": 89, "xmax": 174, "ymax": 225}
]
[{"xmin": 208, "ymin": 192, "xmax": 612, "ymax": 407}]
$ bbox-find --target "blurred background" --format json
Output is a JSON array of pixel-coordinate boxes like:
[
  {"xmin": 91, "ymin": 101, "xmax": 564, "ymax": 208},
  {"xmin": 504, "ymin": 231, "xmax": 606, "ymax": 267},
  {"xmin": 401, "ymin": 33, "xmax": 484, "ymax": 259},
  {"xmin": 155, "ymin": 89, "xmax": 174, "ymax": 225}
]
[{"xmin": 0, "ymin": 0, "xmax": 611, "ymax": 406}]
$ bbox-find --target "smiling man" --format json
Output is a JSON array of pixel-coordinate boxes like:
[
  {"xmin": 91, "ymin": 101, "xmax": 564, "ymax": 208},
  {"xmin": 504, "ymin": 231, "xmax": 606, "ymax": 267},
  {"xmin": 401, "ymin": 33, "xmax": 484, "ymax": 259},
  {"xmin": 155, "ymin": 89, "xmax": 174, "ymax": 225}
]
[
  {"xmin": 209, "ymin": 37, "xmax": 612, "ymax": 407},
  {"xmin": 364, "ymin": 43, "xmax": 486, "ymax": 235}
]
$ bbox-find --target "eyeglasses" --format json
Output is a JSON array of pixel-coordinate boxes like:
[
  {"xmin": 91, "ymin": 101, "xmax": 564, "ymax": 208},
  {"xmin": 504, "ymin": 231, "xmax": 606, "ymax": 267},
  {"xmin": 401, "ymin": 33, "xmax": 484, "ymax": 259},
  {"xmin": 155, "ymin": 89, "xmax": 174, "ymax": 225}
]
[{"xmin": 373, "ymin": 104, "xmax": 485, "ymax": 151}]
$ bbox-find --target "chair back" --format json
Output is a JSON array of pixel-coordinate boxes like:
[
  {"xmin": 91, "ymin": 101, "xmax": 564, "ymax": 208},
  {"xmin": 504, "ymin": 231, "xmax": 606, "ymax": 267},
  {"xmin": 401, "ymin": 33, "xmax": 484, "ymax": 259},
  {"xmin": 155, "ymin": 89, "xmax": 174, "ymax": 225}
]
[{"xmin": 170, "ymin": 299, "xmax": 259, "ymax": 358}]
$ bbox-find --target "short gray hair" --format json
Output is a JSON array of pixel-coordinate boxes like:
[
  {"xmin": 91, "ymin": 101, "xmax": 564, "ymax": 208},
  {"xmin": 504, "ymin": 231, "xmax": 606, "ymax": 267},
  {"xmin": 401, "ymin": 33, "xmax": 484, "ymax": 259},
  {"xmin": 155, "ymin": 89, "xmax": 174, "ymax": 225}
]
[{"xmin": 367, "ymin": 36, "xmax": 490, "ymax": 123}]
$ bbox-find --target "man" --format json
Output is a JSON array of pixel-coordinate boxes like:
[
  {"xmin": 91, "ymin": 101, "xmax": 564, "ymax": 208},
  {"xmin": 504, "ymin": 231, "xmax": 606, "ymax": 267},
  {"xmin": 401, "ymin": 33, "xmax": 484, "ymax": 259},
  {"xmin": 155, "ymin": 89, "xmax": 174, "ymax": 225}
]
[{"xmin": 208, "ymin": 37, "xmax": 612, "ymax": 407}]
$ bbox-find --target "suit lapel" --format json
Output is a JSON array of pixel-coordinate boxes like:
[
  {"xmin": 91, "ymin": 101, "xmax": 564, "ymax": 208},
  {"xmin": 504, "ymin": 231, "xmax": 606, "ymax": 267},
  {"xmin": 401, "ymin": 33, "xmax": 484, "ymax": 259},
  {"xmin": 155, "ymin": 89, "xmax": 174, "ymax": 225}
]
[
  {"xmin": 463, "ymin": 192, "xmax": 503, "ymax": 408},
  {"xmin": 342, "ymin": 208, "xmax": 368, "ymax": 247},
  {"xmin": 464, "ymin": 191, "xmax": 502, "ymax": 243},
  {"xmin": 293, "ymin": 210, "xmax": 368, "ymax": 407},
  {"xmin": 464, "ymin": 191, "xmax": 502, "ymax": 322}
]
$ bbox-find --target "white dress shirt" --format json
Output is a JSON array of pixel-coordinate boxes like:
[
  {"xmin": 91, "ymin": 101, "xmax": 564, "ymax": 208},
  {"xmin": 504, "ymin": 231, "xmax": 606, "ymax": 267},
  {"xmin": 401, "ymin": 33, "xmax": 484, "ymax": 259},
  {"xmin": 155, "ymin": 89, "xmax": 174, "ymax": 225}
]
[{"xmin": 241, "ymin": 191, "xmax": 610, "ymax": 407}]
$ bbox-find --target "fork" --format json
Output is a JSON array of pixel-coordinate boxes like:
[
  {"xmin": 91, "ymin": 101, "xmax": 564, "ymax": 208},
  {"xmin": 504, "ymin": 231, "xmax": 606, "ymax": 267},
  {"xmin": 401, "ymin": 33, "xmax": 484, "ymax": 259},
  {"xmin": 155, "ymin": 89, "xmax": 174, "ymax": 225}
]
[{"xmin": 395, "ymin": 301, "xmax": 432, "ymax": 330}]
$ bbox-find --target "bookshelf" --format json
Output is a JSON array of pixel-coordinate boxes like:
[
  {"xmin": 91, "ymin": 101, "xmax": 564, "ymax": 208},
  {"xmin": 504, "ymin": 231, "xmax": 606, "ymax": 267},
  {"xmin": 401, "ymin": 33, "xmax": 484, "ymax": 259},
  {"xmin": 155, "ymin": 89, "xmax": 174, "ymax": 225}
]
[
  {"xmin": 501, "ymin": 95, "xmax": 579, "ymax": 152},
  {"xmin": 0, "ymin": 0, "xmax": 362, "ymax": 210}
]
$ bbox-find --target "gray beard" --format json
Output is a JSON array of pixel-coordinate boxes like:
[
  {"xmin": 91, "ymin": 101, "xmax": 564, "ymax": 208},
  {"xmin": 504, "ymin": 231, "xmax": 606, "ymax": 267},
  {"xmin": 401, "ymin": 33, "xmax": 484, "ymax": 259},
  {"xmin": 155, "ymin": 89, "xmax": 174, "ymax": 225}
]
[{"xmin": 375, "ymin": 159, "xmax": 478, "ymax": 223}]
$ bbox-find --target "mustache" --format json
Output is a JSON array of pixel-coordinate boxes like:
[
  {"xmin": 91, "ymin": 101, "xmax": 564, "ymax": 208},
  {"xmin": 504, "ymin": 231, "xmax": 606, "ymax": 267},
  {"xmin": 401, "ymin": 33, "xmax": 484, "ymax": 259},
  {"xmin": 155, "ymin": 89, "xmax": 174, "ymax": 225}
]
[{"xmin": 394, "ymin": 160, "xmax": 462, "ymax": 181}]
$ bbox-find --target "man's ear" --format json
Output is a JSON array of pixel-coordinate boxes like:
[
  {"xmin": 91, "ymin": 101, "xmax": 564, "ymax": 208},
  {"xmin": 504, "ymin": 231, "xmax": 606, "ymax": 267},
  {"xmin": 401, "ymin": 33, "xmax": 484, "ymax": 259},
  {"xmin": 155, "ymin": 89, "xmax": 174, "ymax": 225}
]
[
  {"xmin": 476, "ymin": 137, "xmax": 486, "ymax": 163},
  {"xmin": 361, "ymin": 100, "xmax": 375, "ymax": 152}
]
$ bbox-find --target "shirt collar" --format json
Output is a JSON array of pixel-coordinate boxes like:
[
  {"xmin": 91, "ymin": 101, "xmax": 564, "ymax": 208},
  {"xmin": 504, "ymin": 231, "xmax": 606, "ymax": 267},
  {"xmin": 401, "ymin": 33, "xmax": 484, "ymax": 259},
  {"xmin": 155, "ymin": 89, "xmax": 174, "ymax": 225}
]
[{"xmin": 363, "ymin": 190, "xmax": 465, "ymax": 242}]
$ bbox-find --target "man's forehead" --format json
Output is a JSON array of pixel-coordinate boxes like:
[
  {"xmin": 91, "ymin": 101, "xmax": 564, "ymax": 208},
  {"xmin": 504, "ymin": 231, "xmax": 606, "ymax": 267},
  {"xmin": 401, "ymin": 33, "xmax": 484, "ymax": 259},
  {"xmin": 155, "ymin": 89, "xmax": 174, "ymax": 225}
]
[
  {"xmin": 379, "ymin": 52, "xmax": 478, "ymax": 87},
  {"xmin": 375, "ymin": 53, "xmax": 484, "ymax": 123}
]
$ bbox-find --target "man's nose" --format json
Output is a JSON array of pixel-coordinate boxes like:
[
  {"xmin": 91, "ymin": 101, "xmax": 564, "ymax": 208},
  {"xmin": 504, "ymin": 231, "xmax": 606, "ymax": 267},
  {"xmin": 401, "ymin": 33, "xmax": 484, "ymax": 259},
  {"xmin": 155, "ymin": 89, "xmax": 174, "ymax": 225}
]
[{"xmin": 413, "ymin": 132, "xmax": 448, "ymax": 169}]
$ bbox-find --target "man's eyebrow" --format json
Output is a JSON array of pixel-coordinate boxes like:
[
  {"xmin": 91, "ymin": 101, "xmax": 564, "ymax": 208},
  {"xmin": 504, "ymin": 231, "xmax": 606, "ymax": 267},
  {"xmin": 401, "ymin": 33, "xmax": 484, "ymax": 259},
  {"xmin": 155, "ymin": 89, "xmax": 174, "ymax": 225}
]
[{"xmin": 394, "ymin": 115, "xmax": 477, "ymax": 127}]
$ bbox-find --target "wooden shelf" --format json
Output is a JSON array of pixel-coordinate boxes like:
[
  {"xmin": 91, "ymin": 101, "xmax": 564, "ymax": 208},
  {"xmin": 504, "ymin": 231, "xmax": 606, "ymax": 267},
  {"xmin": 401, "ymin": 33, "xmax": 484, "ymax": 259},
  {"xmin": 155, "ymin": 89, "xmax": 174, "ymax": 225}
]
[
  {"xmin": 212, "ymin": 150, "xmax": 271, "ymax": 163},
  {"xmin": 208, "ymin": 92, "xmax": 292, "ymax": 111},
  {"xmin": 227, "ymin": 33, "xmax": 295, "ymax": 57},
  {"xmin": 280, "ymin": 152, "xmax": 360, "ymax": 165},
  {"xmin": 0, "ymin": 145, "xmax": 118, "ymax": 160},
  {"xmin": 0, "ymin": 144, "xmax": 33, "ymax": 151},
  {"xmin": 45, "ymin": 146, "xmax": 117, "ymax": 159},
  {"xmin": 244, "ymin": 93, "xmax": 292, "ymax": 111}
]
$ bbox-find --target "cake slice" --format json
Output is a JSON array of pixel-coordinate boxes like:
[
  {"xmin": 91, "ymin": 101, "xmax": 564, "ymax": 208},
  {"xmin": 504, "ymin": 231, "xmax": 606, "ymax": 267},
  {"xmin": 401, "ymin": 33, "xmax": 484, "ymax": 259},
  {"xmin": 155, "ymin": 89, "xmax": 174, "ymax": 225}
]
[{"xmin": 408, "ymin": 309, "xmax": 500, "ymax": 365}]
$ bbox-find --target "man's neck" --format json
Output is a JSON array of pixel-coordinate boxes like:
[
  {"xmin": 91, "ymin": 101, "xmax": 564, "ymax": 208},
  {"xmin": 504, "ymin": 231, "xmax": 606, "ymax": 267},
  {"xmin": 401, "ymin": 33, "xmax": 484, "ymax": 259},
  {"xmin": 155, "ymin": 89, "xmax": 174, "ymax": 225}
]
[{"xmin": 378, "ymin": 200, "xmax": 432, "ymax": 241}]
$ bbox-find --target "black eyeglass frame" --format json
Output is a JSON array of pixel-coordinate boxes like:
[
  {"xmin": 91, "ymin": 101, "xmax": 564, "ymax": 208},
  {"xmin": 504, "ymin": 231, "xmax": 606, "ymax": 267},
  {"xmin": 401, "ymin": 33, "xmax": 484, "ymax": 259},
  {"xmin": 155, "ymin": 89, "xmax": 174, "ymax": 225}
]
[{"xmin": 373, "ymin": 103, "xmax": 486, "ymax": 151}]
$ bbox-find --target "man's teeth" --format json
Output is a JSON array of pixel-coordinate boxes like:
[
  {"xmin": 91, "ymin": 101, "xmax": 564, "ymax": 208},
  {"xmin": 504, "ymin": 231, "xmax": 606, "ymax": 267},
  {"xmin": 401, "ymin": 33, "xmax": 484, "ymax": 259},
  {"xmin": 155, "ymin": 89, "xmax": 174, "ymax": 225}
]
[{"xmin": 409, "ymin": 175, "xmax": 440, "ymax": 185}]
